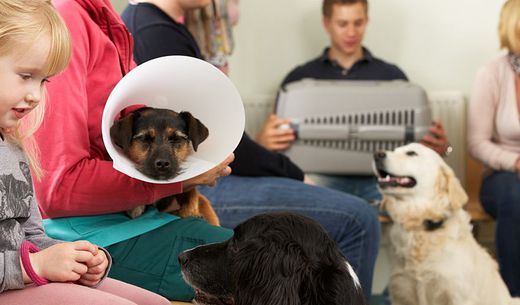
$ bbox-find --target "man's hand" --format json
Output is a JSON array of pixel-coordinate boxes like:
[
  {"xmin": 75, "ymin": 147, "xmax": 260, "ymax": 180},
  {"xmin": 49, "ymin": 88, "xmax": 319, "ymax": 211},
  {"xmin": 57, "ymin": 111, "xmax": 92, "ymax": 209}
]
[
  {"xmin": 255, "ymin": 114, "xmax": 296, "ymax": 151},
  {"xmin": 420, "ymin": 121, "xmax": 450, "ymax": 156}
]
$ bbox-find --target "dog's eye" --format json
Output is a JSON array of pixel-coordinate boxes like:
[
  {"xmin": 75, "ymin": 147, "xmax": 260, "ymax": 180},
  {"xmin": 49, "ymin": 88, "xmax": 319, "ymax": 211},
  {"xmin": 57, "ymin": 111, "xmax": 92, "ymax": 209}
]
[
  {"xmin": 406, "ymin": 151, "xmax": 418, "ymax": 156},
  {"xmin": 168, "ymin": 135, "xmax": 188, "ymax": 145},
  {"xmin": 134, "ymin": 134, "xmax": 154, "ymax": 143}
]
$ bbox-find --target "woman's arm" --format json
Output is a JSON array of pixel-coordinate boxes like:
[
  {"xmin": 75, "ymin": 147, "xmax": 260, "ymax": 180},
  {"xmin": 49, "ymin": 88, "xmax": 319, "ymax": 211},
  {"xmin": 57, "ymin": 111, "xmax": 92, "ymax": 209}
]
[
  {"xmin": 468, "ymin": 63, "xmax": 520, "ymax": 171},
  {"xmin": 34, "ymin": 1, "xmax": 182, "ymax": 218}
]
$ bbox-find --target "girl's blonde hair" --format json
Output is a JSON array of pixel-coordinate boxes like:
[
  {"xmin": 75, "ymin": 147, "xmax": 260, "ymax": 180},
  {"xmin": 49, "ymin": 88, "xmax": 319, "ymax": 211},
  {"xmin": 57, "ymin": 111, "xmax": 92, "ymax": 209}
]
[
  {"xmin": 0, "ymin": 0, "xmax": 71, "ymax": 180},
  {"xmin": 499, "ymin": 0, "xmax": 520, "ymax": 54}
]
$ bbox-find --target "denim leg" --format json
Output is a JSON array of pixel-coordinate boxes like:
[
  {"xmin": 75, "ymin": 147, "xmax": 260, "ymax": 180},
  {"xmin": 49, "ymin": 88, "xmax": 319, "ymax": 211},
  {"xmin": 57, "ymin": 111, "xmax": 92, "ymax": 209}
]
[
  {"xmin": 480, "ymin": 171, "xmax": 520, "ymax": 297},
  {"xmin": 199, "ymin": 176, "xmax": 380, "ymax": 301},
  {"xmin": 308, "ymin": 174, "xmax": 383, "ymax": 203}
]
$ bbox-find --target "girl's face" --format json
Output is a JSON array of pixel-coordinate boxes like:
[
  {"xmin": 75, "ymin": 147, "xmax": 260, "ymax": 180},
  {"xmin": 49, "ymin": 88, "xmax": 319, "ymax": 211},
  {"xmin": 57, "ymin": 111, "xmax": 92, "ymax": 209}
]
[{"xmin": 0, "ymin": 35, "xmax": 51, "ymax": 129}]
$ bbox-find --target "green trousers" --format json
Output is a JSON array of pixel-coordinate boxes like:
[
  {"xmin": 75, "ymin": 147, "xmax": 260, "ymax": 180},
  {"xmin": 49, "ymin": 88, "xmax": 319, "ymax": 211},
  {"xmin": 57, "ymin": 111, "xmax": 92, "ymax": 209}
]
[{"xmin": 106, "ymin": 217, "xmax": 232, "ymax": 301}]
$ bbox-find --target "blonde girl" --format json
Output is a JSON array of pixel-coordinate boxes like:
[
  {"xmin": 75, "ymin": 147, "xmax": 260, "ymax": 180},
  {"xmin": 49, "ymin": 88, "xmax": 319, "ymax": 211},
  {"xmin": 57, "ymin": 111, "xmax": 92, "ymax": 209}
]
[{"xmin": 0, "ymin": 1, "xmax": 169, "ymax": 304}]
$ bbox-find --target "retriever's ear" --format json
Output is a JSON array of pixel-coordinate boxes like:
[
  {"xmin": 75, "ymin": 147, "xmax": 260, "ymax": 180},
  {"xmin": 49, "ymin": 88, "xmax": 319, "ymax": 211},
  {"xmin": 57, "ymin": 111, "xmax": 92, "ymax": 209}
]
[
  {"xmin": 234, "ymin": 240, "xmax": 303, "ymax": 305},
  {"xmin": 435, "ymin": 163, "xmax": 468, "ymax": 210},
  {"xmin": 179, "ymin": 111, "xmax": 209, "ymax": 151},
  {"xmin": 110, "ymin": 113, "xmax": 136, "ymax": 152}
]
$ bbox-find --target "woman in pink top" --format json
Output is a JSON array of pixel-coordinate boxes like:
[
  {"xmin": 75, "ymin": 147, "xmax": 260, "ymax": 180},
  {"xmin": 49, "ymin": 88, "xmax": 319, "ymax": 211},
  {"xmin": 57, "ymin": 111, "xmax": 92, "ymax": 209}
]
[{"xmin": 468, "ymin": 0, "xmax": 520, "ymax": 296}]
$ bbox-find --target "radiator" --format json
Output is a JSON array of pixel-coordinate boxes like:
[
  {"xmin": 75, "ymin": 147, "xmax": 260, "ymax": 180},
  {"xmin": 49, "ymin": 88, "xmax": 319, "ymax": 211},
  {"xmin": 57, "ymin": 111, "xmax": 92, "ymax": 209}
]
[
  {"xmin": 427, "ymin": 91, "xmax": 467, "ymax": 186},
  {"xmin": 242, "ymin": 89, "xmax": 466, "ymax": 184}
]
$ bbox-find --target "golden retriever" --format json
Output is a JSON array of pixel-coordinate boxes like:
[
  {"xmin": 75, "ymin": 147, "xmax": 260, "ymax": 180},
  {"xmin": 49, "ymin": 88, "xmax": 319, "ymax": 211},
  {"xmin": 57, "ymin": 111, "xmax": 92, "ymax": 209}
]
[{"xmin": 373, "ymin": 143, "xmax": 520, "ymax": 305}]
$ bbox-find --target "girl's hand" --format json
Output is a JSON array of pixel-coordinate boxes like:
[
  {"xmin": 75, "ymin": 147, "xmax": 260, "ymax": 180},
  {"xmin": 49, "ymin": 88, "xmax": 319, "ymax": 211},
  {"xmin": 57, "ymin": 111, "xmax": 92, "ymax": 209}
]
[
  {"xmin": 29, "ymin": 240, "xmax": 97, "ymax": 283},
  {"xmin": 78, "ymin": 249, "xmax": 109, "ymax": 287},
  {"xmin": 255, "ymin": 114, "xmax": 295, "ymax": 151},
  {"xmin": 183, "ymin": 153, "xmax": 234, "ymax": 190}
]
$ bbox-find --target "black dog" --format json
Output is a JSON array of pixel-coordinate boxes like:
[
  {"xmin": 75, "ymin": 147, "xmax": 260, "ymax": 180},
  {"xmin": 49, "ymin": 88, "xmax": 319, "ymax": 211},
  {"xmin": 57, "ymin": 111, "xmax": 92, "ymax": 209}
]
[{"xmin": 179, "ymin": 212, "xmax": 366, "ymax": 305}]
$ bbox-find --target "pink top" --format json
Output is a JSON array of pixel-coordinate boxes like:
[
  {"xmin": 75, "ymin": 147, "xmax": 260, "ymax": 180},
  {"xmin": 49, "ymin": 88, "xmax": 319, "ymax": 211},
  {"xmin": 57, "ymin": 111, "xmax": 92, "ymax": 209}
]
[
  {"xmin": 34, "ymin": 0, "xmax": 182, "ymax": 218},
  {"xmin": 468, "ymin": 54, "xmax": 520, "ymax": 171}
]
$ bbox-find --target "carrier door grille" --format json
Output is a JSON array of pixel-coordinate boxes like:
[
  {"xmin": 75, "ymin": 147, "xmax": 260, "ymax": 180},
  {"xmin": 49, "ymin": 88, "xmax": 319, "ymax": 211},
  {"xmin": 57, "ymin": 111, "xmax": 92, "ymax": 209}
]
[{"xmin": 301, "ymin": 109, "xmax": 415, "ymax": 152}]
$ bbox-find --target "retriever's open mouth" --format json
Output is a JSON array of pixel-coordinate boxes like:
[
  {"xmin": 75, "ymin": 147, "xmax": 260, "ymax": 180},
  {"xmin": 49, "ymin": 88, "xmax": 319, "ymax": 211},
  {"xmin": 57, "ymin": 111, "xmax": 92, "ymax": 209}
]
[{"xmin": 376, "ymin": 168, "xmax": 416, "ymax": 188}]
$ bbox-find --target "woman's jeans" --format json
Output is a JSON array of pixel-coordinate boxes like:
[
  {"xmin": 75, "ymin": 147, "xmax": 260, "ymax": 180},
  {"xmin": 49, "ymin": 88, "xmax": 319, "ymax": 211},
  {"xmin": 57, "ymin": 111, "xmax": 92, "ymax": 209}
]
[
  {"xmin": 480, "ymin": 170, "xmax": 520, "ymax": 297},
  {"xmin": 199, "ymin": 175, "xmax": 381, "ymax": 300}
]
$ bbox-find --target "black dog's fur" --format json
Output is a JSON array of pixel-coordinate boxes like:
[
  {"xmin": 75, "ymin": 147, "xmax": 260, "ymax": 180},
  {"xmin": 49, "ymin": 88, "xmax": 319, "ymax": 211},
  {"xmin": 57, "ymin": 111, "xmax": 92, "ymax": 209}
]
[{"xmin": 179, "ymin": 212, "xmax": 366, "ymax": 305}]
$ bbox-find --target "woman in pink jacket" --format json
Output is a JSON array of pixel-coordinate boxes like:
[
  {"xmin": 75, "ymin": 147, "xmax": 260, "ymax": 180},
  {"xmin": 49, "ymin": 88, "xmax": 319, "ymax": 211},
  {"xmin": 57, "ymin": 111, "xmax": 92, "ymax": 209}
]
[{"xmin": 32, "ymin": 0, "xmax": 233, "ymax": 301}]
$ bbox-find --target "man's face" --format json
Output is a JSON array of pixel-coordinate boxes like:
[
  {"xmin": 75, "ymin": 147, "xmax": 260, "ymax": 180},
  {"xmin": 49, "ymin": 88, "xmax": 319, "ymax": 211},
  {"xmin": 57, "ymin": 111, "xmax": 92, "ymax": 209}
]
[{"xmin": 323, "ymin": 2, "xmax": 368, "ymax": 57}]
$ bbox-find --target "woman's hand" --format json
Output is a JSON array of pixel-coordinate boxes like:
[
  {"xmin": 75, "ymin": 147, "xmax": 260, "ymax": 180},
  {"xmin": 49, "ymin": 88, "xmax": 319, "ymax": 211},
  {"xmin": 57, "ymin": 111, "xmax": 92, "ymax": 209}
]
[
  {"xmin": 420, "ymin": 121, "xmax": 450, "ymax": 156},
  {"xmin": 183, "ymin": 153, "xmax": 234, "ymax": 190},
  {"xmin": 78, "ymin": 248, "xmax": 109, "ymax": 286},
  {"xmin": 255, "ymin": 114, "xmax": 295, "ymax": 151},
  {"xmin": 514, "ymin": 158, "xmax": 520, "ymax": 174},
  {"xmin": 28, "ymin": 241, "xmax": 98, "ymax": 283}
]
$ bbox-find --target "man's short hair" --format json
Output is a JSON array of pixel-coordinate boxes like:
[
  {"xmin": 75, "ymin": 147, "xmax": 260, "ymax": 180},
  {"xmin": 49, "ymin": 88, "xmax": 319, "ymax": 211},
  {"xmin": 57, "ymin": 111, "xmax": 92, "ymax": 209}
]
[
  {"xmin": 322, "ymin": 0, "xmax": 368, "ymax": 18},
  {"xmin": 499, "ymin": 0, "xmax": 520, "ymax": 54}
]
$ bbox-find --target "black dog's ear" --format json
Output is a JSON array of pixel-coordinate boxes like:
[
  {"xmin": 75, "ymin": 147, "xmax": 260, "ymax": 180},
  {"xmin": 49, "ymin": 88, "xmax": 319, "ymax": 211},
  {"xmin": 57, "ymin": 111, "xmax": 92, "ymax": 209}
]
[
  {"xmin": 179, "ymin": 111, "xmax": 209, "ymax": 151},
  {"xmin": 303, "ymin": 262, "xmax": 367, "ymax": 305},
  {"xmin": 110, "ymin": 113, "xmax": 136, "ymax": 152},
  {"xmin": 234, "ymin": 240, "xmax": 304, "ymax": 305}
]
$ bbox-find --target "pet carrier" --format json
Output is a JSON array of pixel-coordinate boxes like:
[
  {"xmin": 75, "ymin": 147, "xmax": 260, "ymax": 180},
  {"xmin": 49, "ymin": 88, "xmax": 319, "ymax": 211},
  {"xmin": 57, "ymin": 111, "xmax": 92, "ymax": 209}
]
[{"xmin": 275, "ymin": 80, "xmax": 432, "ymax": 174}]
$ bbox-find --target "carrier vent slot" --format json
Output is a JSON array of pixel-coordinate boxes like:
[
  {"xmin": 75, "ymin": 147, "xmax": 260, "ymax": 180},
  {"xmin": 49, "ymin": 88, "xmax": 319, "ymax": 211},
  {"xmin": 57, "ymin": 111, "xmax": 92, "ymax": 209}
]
[{"xmin": 297, "ymin": 109, "xmax": 416, "ymax": 152}]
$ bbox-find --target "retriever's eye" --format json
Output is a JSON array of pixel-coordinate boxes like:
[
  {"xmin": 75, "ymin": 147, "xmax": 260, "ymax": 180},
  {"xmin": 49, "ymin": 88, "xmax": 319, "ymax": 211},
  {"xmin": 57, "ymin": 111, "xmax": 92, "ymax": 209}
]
[{"xmin": 406, "ymin": 151, "xmax": 418, "ymax": 156}]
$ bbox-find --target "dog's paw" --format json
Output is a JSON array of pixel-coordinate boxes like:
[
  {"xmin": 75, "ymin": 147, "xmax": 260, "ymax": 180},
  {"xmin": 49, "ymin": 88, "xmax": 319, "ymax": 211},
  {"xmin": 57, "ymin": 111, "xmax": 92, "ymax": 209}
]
[{"xmin": 126, "ymin": 205, "xmax": 146, "ymax": 219}]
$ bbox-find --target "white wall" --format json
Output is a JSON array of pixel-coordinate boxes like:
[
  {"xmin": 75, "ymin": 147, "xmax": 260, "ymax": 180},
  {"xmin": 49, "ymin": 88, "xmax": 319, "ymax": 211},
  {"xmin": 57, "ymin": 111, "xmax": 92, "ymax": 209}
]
[{"xmin": 228, "ymin": 0, "xmax": 507, "ymax": 98}]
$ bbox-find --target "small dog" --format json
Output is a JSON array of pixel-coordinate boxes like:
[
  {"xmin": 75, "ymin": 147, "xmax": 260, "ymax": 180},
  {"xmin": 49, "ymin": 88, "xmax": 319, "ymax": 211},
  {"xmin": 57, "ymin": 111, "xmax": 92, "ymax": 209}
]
[
  {"xmin": 179, "ymin": 212, "xmax": 366, "ymax": 305},
  {"xmin": 373, "ymin": 143, "xmax": 520, "ymax": 305},
  {"xmin": 110, "ymin": 106, "xmax": 219, "ymax": 225}
]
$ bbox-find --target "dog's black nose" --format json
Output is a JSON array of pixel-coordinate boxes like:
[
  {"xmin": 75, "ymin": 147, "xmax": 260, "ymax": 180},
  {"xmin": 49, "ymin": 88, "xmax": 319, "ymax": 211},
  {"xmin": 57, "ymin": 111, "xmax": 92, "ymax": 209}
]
[
  {"xmin": 178, "ymin": 252, "xmax": 189, "ymax": 267},
  {"xmin": 155, "ymin": 159, "xmax": 171, "ymax": 170},
  {"xmin": 373, "ymin": 151, "xmax": 386, "ymax": 161}
]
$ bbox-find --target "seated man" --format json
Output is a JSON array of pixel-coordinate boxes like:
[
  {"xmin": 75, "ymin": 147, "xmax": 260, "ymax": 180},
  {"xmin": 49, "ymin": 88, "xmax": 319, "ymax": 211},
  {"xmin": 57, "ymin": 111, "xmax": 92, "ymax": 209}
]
[{"xmin": 256, "ymin": 0, "xmax": 450, "ymax": 202}]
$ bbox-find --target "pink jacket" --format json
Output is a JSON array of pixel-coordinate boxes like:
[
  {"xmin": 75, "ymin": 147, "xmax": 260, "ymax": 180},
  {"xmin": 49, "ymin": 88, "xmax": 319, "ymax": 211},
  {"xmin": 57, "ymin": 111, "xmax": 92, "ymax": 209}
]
[{"xmin": 34, "ymin": 0, "xmax": 182, "ymax": 218}]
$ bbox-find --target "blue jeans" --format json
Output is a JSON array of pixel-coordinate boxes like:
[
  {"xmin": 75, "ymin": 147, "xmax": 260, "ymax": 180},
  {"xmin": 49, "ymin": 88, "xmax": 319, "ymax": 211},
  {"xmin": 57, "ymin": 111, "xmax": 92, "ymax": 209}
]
[
  {"xmin": 199, "ymin": 175, "xmax": 380, "ymax": 301},
  {"xmin": 308, "ymin": 174, "xmax": 383, "ymax": 203},
  {"xmin": 480, "ymin": 171, "xmax": 520, "ymax": 297}
]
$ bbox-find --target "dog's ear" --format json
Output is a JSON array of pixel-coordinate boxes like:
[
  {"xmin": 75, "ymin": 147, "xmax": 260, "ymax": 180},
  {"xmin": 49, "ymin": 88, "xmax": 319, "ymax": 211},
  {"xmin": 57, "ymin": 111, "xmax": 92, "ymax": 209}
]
[
  {"xmin": 435, "ymin": 164, "xmax": 468, "ymax": 211},
  {"xmin": 234, "ymin": 241, "xmax": 303, "ymax": 305},
  {"xmin": 179, "ymin": 111, "xmax": 209, "ymax": 151},
  {"xmin": 110, "ymin": 113, "xmax": 136, "ymax": 152},
  {"xmin": 304, "ymin": 262, "xmax": 367, "ymax": 305}
]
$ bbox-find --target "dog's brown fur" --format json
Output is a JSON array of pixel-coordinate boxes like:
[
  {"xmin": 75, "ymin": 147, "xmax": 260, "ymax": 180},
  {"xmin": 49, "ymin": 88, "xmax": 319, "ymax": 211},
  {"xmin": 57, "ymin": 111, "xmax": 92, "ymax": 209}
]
[{"xmin": 110, "ymin": 107, "xmax": 220, "ymax": 226}]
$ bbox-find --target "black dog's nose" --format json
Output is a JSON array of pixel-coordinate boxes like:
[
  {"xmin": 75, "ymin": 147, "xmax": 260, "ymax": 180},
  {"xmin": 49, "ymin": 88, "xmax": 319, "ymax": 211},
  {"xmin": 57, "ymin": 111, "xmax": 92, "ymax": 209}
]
[
  {"xmin": 155, "ymin": 159, "xmax": 170, "ymax": 170},
  {"xmin": 178, "ymin": 252, "xmax": 189, "ymax": 267},
  {"xmin": 373, "ymin": 151, "xmax": 386, "ymax": 161}
]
